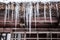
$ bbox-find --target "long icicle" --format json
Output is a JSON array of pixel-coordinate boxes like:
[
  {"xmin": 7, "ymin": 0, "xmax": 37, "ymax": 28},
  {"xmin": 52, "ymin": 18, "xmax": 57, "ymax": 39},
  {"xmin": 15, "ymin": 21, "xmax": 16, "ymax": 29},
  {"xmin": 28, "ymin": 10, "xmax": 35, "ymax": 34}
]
[
  {"xmin": 37, "ymin": 2, "xmax": 39, "ymax": 17},
  {"xmin": 15, "ymin": 3, "xmax": 20, "ymax": 30},
  {"xmin": 44, "ymin": 3, "xmax": 46, "ymax": 22},
  {"xmin": 29, "ymin": 2, "xmax": 32, "ymax": 32},
  {"xmin": 17, "ymin": 3, "xmax": 20, "ymax": 24},
  {"xmin": 26, "ymin": 3, "xmax": 29, "ymax": 31},
  {"xmin": 23, "ymin": 3, "xmax": 25, "ymax": 26},
  {"xmin": 4, "ymin": 4, "xmax": 8, "ymax": 26},
  {"xmin": 11, "ymin": 3, "xmax": 14, "ymax": 22},
  {"xmin": 15, "ymin": 3, "xmax": 17, "ymax": 28},
  {"xmin": 34, "ymin": 2, "xmax": 36, "ymax": 31},
  {"xmin": 7, "ymin": 4, "xmax": 10, "ymax": 21},
  {"xmin": 49, "ymin": 2, "xmax": 52, "ymax": 23},
  {"xmin": 56, "ymin": 3, "xmax": 59, "ymax": 18}
]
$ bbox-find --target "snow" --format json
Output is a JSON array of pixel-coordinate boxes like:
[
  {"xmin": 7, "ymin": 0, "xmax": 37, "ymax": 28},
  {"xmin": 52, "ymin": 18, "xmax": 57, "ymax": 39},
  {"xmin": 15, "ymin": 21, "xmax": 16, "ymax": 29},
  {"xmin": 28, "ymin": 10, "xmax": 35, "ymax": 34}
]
[{"xmin": 0, "ymin": 0, "xmax": 60, "ymax": 3}]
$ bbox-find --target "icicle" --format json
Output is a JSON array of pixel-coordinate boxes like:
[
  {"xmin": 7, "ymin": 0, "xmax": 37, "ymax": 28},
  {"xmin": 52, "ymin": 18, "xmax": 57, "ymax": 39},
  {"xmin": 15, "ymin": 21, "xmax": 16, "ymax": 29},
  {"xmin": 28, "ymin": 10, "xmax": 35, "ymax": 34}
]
[
  {"xmin": 44, "ymin": 3, "xmax": 46, "ymax": 22},
  {"xmin": 11, "ymin": 3, "xmax": 14, "ymax": 22},
  {"xmin": 23, "ymin": 3, "xmax": 25, "ymax": 24},
  {"xmin": 4, "ymin": 4, "xmax": 8, "ymax": 25},
  {"xmin": 29, "ymin": 2, "xmax": 32, "ymax": 32},
  {"xmin": 37, "ymin": 2, "xmax": 39, "ymax": 17},
  {"xmin": 15, "ymin": 3, "xmax": 17, "ymax": 27},
  {"xmin": 26, "ymin": 2, "xmax": 32, "ymax": 32},
  {"xmin": 34, "ymin": 2, "xmax": 36, "ymax": 30},
  {"xmin": 15, "ymin": 3, "xmax": 20, "ymax": 28},
  {"xmin": 56, "ymin": 3, "xmax": 59, "ymax": 17},
  {"xmin": 49, "ymin": 2, "xmax": 52, "ymax": 23},
  {"xmin": 26, "ymin": 3, "xmax": 28, "ymax": 29},
  {"xmin": 7, "ymin": 4, "xmax": 10, "ymax": 21}
]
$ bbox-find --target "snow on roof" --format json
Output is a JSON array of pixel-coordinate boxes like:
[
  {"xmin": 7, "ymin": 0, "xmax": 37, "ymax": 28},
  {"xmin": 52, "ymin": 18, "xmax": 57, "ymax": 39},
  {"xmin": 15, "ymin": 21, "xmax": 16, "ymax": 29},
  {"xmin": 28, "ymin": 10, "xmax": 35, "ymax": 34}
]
[{"xmin": 0, "ymin": 0, "xmax": 60, "ymax": 3}]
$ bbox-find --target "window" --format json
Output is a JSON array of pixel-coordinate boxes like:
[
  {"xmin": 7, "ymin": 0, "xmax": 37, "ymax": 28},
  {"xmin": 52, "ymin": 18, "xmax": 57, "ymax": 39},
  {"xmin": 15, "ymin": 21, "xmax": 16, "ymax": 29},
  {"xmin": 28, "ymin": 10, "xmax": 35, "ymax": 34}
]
[
  {"xmin": 38, "ymin": 33, "xmax": 47, "ymax": 38},
  {"xmin": 26, "ymin": 34, "xmax": 37, "ymax": 38},
  {"xmin": 52, "ymin": 33, "xmax": 57, "ymax": 38}
]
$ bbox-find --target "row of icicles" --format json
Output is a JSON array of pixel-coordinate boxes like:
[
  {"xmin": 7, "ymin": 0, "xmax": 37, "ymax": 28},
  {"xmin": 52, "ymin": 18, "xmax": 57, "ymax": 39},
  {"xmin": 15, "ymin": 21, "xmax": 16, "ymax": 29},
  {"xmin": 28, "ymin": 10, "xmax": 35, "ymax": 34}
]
[{"xmin": 4, "ymin": 2, "xmax": 58, "ymax": 32}]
